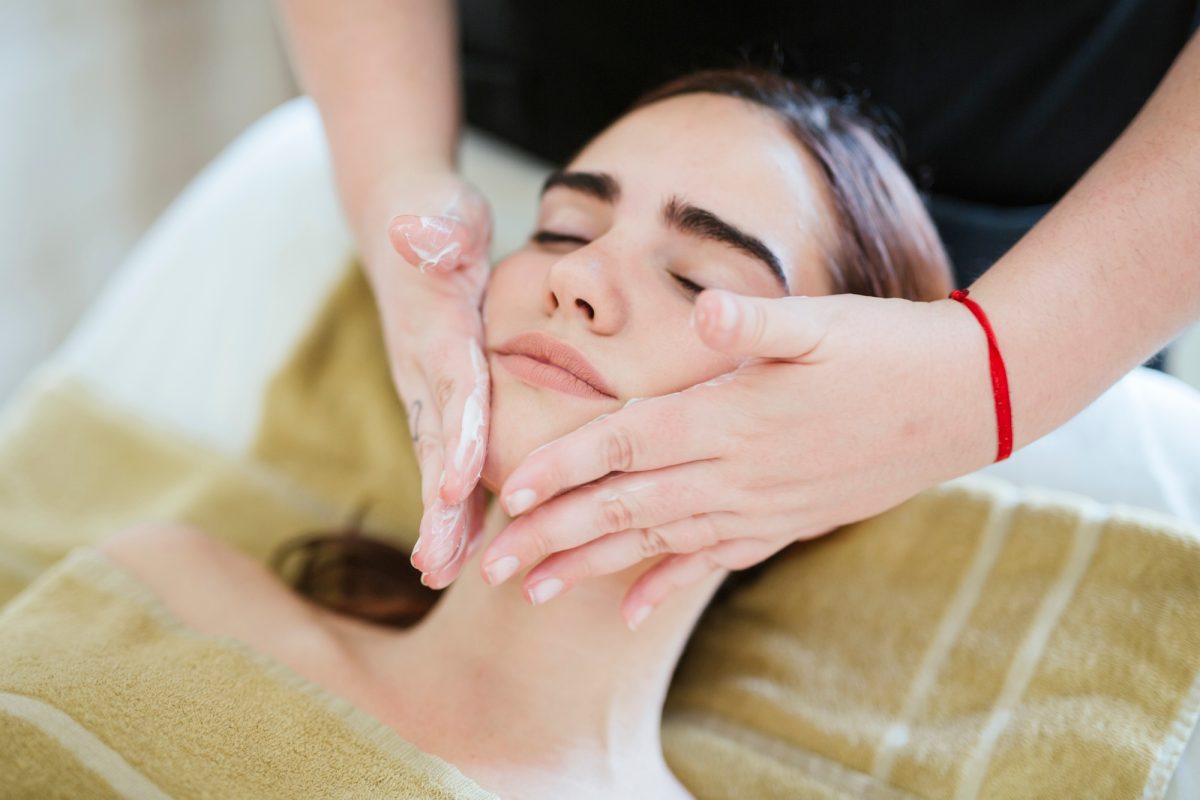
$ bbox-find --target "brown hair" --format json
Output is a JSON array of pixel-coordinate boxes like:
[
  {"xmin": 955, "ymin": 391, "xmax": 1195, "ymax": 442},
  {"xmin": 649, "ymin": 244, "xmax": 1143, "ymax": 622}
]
[
  {"xmin": 272, "ymin": 68, "xmax": 953, "ymax": 628},
  {"xmin": 634, "ymin": 68, "xmax": 951, "ymax": 302},
  {"xmin": 272, "ymin": 506, "xmax": 438, "ymax": 628}
]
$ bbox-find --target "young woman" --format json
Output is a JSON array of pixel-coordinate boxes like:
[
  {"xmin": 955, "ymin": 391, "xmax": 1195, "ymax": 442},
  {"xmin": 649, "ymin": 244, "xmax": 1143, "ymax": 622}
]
[{"xmin": 97, "ymin": 70, "xmax": 952, "ymax": 798}]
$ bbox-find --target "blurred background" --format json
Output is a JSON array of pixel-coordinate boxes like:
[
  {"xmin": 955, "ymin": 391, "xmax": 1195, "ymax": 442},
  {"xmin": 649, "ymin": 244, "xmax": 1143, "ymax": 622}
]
[
  {"xmin": 2, "ymin": 2, "xmax": 1198, "ymax": 404},
  {"xmin": 1, "ymin": 0, "xmax": 296, "ymax": 401}
]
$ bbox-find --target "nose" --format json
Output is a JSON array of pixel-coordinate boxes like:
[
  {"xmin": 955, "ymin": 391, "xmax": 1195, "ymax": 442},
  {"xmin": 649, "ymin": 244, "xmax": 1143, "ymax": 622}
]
[{"xmin": 542, "ymin": 243, "xmax": 628, "ymax": 335}]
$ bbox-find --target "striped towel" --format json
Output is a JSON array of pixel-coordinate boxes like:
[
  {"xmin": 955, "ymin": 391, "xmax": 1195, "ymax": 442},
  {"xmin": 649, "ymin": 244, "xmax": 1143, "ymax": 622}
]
[
  {"xmin": 0, "ymin": 265, "xmax": 1197, "ymax": 796},
  {"xmin": 0, "ymin": 546, "xmax": 496, "ymax": 798},
  {"xmin": 664, "ymin": 478, "xmax": 1200, "ymax": 798}
]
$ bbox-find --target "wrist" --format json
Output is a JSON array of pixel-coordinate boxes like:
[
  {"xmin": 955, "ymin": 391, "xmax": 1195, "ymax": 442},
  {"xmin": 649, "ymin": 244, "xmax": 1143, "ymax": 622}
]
[
  {"xmin": 948, "ymin": 289, "xmax": 1013, "ymax": 462},
  {"xmin": 923, "ymin": 297, "xmax": 1005, "ymax": 477},
  {"xmin": 962, "ymin": 273, "xmax": 1093, "ymax": 454}
]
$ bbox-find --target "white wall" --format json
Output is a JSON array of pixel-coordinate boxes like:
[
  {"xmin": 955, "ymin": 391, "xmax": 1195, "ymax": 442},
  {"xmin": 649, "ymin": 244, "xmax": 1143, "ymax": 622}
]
[{"xmin": 0, "ymin": 0, "xmax": 297, "ymax": 400}]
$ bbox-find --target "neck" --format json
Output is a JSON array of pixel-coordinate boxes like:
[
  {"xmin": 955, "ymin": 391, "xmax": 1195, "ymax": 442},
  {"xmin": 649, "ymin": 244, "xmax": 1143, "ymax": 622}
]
[{"xmin": 370, "ymin": 501, "xmax": 725, "ymax": 792}]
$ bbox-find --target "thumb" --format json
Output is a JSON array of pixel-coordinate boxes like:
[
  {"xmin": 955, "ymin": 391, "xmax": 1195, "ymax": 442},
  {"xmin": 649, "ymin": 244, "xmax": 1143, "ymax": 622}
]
[
  {"xmin": 693, "ymin": 290, "xmax": 829, "ymax": 359},
  {"xmin": 388, "ymin": 214, "xmax": 478, "ymax": 273}
]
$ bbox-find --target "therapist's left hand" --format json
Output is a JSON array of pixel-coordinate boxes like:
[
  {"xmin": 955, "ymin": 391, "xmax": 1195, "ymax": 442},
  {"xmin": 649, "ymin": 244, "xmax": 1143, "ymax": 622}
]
[{"xmin": 478, "ymin": 288, "xmax": 995, "ymax": 628}]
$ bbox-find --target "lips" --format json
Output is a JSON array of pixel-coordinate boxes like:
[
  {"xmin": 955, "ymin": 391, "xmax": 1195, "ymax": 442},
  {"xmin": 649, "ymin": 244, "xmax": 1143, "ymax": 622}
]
[{"xmin": 494, "ymin": 331, "xmax": 616, "ymax": 400}]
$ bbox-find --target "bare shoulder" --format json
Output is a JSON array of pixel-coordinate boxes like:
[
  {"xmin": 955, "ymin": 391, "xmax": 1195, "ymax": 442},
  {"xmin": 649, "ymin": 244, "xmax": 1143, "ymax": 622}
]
[{"xmin": 97, "ymin": 523, "xmax": 337, "ymax": 659}]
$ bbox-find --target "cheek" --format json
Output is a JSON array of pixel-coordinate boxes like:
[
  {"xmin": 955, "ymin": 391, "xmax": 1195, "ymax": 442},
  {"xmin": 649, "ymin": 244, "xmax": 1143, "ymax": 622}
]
[
  {"xmin": 482, "ymin": 254, "xmax": 536, "ymax": 333},
  {"xmin": 622, "ymin": 308, "xmax": 742, "ymax": 398}
]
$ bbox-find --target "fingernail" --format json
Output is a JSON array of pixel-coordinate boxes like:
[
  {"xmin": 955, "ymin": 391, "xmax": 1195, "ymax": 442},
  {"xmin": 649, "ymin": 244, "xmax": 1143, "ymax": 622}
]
[
  {"xmin": 410, "ymin": 536, "xmax": 423, "ymax": 561},
  {"xmin": 505, "ymin": 488, "xmax": 537, "ymax": 516},
  {"xmin": 483, "ymin": 555, "xmax": 520, "ymax": 585},
  {"xmin": 715, "ymin": 292, "xmax": 740, "ymax": 333},
  {"xmin": 419, "ymin": 572, "xmax": 430, "ymax": 587},
  {"xmin": 398, "ymin": 216, "xmax": 460, "ymax": 272},
  {"xmin": 420, "ymin": 500, "xmax": 466, "ymax": 575},
  {"xmin": 528, "ymin": 578, "xmax": 564, "ymax": 605},
  {"xmin": 627, "ymin": 605, "xmax": 653, "ymax": 631}
]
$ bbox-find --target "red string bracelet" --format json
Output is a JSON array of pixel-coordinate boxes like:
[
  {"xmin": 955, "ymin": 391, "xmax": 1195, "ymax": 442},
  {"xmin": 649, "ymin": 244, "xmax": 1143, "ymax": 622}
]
[{"xmin": 949, "ymin": 289, "xmax": 1013, "ymax": 462}]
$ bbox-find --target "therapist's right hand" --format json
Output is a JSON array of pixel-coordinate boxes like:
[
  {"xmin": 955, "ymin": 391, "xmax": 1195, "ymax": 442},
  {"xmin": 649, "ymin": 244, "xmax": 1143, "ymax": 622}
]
[{"xmin": 358, "ymin": 170, "xmax": 493, "ymax": 588}]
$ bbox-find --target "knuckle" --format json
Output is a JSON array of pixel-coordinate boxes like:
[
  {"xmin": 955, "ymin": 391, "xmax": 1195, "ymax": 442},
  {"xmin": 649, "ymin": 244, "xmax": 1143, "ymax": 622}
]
[
  {"xmin": 747, "ymin": 303, "xmax": 769, "ymax": 348},
  {"xmin": 639, "ymin": 527, "xmax": 672, "ymax": 559},
  {"xmin": 544, "ymin": 460, "xmax": 574, "ymax": 495},
  {"xmin": 697, "ymin": 515, "xmax": 723, "ymax": 549},
  {"xmin": 434, "ymin": 374, "xmax": 456, "ymax": 411},
  {"xmin": 658, "ymin": 562, "xmax": 694, "ymax": 594},
  {"xmin": 415, "ymin": 435, "xmax": 440, "ymax": 468},
  {"xmin": 677, "ymin": 516, "xmax": 721, "ymax": 553},
  {"xmin": 699, "ymin": 549, "xmax": 726, "ymax": 575},
  {"xmin": 599, "ymin": 495, "xmax": 635, "ymax": 533},
  {"xmin": 527, "ymin": 524, "xmax": 558, "ymax": 560},
  {"xmin": 564, "ymin": 553, "xmax": 597, "ymax": 581},
  {"xmin": 604, "ymin": 426, "xmax": 638, "ymax": 472}
]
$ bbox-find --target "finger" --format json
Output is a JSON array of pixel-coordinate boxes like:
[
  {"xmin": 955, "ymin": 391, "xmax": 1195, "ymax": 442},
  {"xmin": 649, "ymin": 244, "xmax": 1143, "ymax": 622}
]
[
  {"xmin": 519, "ymin": 513, "xmax": 728, "ymax": 604},
  {"xmin": 621, "ymin": 537, "xmax": 772, "ymax": 630},
  {"xmin": 389, "ymin": 214, "xmax": 478, "ymax": 274},
  {"xmin": 437, "ymin": 338, "xmax": 490, "ymax": 505},
  {"xmin": 482, "ymin": 463, "xmax": 725, "ymax": 585},
  {"xmin": 411, "ymin": 496, "xmax": 469, "ymax": 577},
  {"xmin": 403, "ymin": 391, "xmax": 446, "ymax": 511},
  {"xmin": 384, "ymin": 349, "xmax": 446, "ymax": 512},
  {"xmin": 693, "ymin": 290, "xmax": 831, "ymax": 359},
  {"xmin": 386, "ymin": 363, "xmax": 446, "ymax": 565},
  {"xmin": 421, "ymin": 488, "xmax": 486, "ymax": 589},
  {"xmin": 387, "ymin": 189, "xmax": 492, "ymax": 276},
  {"xmin": 497, "ymin": 390, "xmax": 720, "ymax": 519}
]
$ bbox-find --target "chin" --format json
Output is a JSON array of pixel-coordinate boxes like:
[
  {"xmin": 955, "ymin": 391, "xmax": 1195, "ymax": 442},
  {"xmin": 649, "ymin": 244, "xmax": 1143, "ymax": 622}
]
[
  {"xmin": 481, "ymin": 376, "xmax": 617, "ymax": 495},
  {"xmin": 479, "ymin": 405, "xmax": 554, "ymax": 495}
]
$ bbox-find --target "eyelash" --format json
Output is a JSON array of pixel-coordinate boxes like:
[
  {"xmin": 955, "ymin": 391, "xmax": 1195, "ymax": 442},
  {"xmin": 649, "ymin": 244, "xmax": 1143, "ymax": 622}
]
[
  {"xmin": 532, "ymin": 230, "xmax": 588, "ymax": 246},
  {"xmin": 532, "ymin": 229, "xmax": 707, "ymax": 299}
]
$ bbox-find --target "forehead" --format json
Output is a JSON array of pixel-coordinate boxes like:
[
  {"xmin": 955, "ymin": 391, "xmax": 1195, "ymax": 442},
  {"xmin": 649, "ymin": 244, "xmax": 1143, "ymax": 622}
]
[{"xmin": 566, "ymin": 93, "xmax": 836, "ymax": 294}]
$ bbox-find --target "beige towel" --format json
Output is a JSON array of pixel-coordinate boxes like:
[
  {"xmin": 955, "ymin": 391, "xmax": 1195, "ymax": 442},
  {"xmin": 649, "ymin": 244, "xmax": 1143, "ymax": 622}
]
[
  {"xmin": 0, "ymin": 546, "xmax": 496, "ymax": 798},
  {"xmin": 1, "ymin": 266, "xmax": 1198, "ymax": 797},
  {"xmin": 664, "ymin": 479, "xmax": 1200, "ymax": 798}
]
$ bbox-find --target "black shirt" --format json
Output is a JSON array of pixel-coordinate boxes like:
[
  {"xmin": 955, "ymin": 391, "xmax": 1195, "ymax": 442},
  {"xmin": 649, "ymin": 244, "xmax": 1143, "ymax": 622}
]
[{"xmin": 459, "ymin": 1, "xmax": 1197, "ymax": 282}]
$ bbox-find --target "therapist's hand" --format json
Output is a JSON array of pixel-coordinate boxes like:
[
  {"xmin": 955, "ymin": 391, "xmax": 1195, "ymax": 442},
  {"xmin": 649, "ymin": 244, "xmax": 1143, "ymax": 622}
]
[
  {"xmin": 480, "ymin": 289, "xmax": 997, "ymax": 627},
  {"xmin": 359, "ymin": 171, "xmax": 492, "ymax": 588}
]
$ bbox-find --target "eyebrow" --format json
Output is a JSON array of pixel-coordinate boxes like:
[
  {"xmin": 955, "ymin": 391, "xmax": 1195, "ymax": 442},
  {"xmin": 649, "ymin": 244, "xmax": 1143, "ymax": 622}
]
[
  {"xmin": 540, "ymin": 169, "xmax": 788, "ymax": 291},
  {"xmin": 661, "ymin": 197, "xmax": 788, "ymax": 290},
  {"xmin": 541, "ymin": 170, "xmax": 621, "ymax": 203}
]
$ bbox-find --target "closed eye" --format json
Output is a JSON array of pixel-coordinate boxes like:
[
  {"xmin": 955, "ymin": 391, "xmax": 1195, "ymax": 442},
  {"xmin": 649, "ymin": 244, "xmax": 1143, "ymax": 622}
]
[
  {"xmin": 532, "ymin": 230, "xmax": 590, "ymax": 246},
  {"xmin": 670, "ymin": 273, "xmax": 705, "ymax": 298}
]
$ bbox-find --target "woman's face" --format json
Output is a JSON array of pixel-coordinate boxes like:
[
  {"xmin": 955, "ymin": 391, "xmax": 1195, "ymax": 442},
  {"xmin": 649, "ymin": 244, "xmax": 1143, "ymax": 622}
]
[{"xmin": 481, "ymin": 93, "xmax": 837, "ymax": 490}]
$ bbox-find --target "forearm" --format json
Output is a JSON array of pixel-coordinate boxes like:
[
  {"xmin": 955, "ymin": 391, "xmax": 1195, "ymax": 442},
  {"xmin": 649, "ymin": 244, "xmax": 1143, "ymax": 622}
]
[
  {"xmin": 971, "ymin": 30, "xmax": 1200, "ymax": 449},
  {"xmin": 274, "ymin": 0, "xmax": 460, "ymax": 237}
]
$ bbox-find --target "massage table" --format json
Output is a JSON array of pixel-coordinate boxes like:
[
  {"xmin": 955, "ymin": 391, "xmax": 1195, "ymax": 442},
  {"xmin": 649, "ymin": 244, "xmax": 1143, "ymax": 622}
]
[{"xmin": 1, "ymin": 97, "xmax": 1198, "ymax": 798}]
